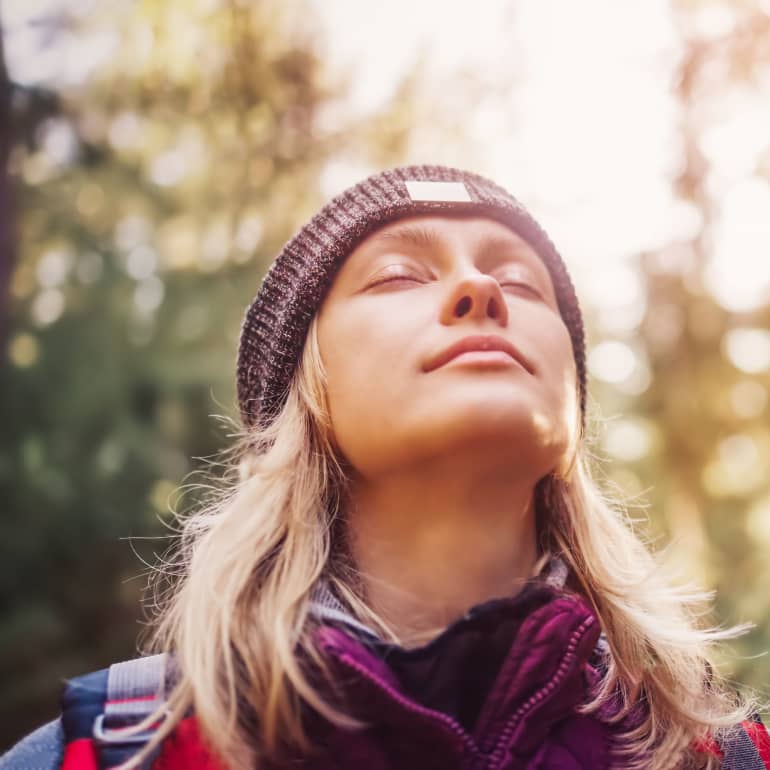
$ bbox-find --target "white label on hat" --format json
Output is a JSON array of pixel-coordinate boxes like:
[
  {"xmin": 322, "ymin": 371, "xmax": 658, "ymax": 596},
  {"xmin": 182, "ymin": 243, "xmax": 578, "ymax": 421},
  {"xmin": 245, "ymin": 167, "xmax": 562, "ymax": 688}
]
[{"xmin": 404, "ymin": 180, "xmax": 471, "ymax": 202}]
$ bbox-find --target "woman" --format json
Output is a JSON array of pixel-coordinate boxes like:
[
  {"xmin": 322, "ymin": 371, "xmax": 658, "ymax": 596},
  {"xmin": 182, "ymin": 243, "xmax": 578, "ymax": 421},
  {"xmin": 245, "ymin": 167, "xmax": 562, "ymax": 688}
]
[{"xmin": 3, "ymin": 165, "xmax": 768, "ymax": 770}]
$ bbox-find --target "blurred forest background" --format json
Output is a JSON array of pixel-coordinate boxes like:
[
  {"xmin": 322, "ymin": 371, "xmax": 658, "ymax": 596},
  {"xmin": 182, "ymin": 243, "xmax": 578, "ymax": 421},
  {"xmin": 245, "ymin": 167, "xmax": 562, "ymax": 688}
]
[{"xmin": 2, "ymin": 0, "xmax": 770, "ymax": 749}]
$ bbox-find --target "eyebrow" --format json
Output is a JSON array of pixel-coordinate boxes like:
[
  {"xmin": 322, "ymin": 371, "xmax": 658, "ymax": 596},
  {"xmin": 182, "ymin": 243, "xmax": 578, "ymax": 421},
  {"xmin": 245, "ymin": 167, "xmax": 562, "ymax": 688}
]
[
  {"xmin": 371, "ymin": 223, "xmax": 443, "ymax": 251},
  {"xmin": 369, "ymin": 223, "xmax": 543, "ymax": 267}
]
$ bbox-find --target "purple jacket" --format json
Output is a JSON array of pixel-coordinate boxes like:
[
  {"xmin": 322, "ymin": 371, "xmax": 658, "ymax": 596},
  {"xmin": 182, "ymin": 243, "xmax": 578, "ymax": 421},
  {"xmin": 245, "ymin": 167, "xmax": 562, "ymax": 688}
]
[{"xmin": 291, "ymin": 569, "xmax": 642, "ymax": 770}]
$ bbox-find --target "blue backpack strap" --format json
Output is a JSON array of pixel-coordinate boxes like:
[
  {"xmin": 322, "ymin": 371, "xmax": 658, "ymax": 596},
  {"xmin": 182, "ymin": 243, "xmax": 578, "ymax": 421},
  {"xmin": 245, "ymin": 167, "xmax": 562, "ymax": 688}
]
[
  {"xmin": 92, "ymin": 654, "xmax": 170, "ymax": 770},
  {"xmin": 0, "ymin": 719, "xmax": 63, "ymax": 770},
  {"xmin": 60, "ymin": 654, "xmax": 170, "ymax": 770},
  {"xmin": 720, "ymin": 714, "xmax": 770, "ymax": 769}
]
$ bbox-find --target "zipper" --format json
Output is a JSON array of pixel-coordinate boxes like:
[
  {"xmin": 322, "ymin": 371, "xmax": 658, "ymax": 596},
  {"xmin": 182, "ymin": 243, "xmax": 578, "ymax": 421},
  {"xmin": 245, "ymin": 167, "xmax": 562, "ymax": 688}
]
[
  {"xmin": 323, "ymin": 612, "xmax": 595, "ymax": 770},
  {"xmin": 329, "ymin": 646, "xmax": 479, "ymax": 761},
  {"xmin": 475, "ymin": 615, "xmax": 596, "ymax": 770}
]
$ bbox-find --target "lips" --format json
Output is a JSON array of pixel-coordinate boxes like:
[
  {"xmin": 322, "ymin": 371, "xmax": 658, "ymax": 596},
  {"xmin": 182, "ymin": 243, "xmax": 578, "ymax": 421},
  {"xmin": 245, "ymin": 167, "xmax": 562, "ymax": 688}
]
[{"xmin": 423, "ymin": 334, "xmax": 533, "ymax": 374}]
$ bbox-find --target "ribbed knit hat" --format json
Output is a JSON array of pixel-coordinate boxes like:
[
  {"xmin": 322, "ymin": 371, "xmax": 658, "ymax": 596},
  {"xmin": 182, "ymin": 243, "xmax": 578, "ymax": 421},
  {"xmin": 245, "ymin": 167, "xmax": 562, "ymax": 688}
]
[{"xmin": 237, "ymin": 164, "xmax": 586, "ymax": 431}]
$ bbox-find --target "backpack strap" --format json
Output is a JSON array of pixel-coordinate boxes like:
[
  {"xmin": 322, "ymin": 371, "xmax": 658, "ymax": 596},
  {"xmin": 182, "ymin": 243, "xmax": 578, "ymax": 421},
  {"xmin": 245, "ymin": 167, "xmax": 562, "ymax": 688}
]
[
  {"xmin": 59, "ymin": 655, "xmax": 170, "ymax": 769},
  {"xmin": 719, "ymin": 716, "xmax": 770, "ymax": 769},
  {"xmin": 91, "ymin": 654, "xmax": 170, "ymax": 770},
  {"xmin": 0, "ymin": 719, "xmax": 64, "ymax": 770}
]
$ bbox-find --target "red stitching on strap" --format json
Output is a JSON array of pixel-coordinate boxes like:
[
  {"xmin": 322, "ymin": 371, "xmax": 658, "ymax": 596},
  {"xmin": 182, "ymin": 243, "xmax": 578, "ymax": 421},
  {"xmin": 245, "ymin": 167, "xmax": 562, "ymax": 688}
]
[{"xmin": 106, "ymin": 695, "xmax": 158, "ymax": 705}]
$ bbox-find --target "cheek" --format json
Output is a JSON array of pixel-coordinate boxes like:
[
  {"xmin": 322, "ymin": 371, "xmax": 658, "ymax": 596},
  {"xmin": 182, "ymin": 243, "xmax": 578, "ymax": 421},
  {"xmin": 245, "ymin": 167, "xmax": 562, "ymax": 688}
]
[
  {"xmin": 532, "ymin": 321, "xmax": 578, "ymax": 410},
  {"xmin": 548, "ymin": 330, "xmax": 580, "ymax": 435},
  {"xmin": 320, "ymin": 297, "xmax": 420, "ymax": 391},
  {"xmin": 324, "ymin": 322, "xmax": 381, "ymax": 394},
  {"xmin": 318, "ymin": 310, "xmax": 403, "ymax": 434}
]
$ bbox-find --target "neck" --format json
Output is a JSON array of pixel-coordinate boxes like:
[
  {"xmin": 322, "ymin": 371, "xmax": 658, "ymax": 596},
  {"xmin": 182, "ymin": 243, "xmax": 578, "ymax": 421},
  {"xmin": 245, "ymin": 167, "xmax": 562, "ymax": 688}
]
[{"xmin": 346, "ymin": 455, "xmax": 541, "ymax": 647}]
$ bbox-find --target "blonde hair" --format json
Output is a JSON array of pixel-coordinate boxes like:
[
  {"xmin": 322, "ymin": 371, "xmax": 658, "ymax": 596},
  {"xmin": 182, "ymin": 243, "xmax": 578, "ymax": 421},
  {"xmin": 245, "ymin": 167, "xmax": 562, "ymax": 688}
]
[{"xmin": 130, "ymin": 317, "xmax": 759, "ymax": 770}]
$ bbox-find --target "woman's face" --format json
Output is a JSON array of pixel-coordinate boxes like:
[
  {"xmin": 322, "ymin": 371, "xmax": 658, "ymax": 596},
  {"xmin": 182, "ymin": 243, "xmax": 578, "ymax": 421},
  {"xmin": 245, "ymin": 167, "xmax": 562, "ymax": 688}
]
[{"xmin": 316, "ymin": 213, "xmax": 579, "ymax": 479}]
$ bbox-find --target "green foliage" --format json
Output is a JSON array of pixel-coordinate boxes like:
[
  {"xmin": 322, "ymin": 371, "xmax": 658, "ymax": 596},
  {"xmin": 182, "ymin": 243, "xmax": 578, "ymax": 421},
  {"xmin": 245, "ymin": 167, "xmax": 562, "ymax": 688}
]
[{"xmin": 0, "ymin": 0, "xmax": 412, "ymax": 747}]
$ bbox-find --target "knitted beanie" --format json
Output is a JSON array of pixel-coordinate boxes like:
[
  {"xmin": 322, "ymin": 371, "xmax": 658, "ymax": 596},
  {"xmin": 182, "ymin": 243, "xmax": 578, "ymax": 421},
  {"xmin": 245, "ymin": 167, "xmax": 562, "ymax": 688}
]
[{"xmin": 237, "ymin": 164, "xmax": 586, "ymax": 431}]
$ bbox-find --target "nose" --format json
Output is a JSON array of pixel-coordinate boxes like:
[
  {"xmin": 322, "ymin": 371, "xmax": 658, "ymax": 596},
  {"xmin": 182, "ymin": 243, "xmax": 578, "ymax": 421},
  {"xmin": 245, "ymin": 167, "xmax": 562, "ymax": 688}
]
[{"xmin": 439, "ymin": 271, "xmax": 509, "ymax": 327}]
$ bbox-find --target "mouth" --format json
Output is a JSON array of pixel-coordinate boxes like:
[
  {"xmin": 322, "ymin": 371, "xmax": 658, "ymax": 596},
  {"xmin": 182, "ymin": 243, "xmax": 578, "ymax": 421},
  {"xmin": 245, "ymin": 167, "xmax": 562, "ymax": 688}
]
[{"xmin": 423, "ymin": 334, "xmax": 533, "ymax": 374}]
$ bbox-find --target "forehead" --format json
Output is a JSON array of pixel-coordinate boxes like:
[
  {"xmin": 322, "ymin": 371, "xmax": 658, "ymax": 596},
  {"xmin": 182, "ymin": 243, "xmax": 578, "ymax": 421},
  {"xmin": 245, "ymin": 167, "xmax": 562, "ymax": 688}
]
[{"xmin": 349, "ymin": 213, "xmax": 543, "ymax": 263}]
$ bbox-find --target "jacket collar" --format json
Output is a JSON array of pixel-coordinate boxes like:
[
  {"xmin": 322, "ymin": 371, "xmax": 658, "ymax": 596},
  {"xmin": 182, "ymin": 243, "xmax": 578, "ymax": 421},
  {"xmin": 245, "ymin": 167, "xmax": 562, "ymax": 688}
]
[{"xmin": 308, "ymin": 554, "xmax": 572, "ymax": 643}]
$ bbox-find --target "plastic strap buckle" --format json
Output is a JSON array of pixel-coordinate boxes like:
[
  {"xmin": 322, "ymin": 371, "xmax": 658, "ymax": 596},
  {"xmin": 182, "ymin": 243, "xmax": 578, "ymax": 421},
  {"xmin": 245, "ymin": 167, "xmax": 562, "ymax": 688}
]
[{"xmin": 92, "ymin": 713, "xmax": 158, "ymax": 745}]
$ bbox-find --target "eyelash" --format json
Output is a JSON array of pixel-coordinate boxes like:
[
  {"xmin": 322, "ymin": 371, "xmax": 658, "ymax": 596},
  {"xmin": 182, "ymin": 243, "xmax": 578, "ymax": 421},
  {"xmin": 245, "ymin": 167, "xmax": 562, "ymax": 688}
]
[
  {"xmin": 368, "ymin": 272, "xmax": 541, "ymax": 298},
  {"xmin": 365, "ymin": 267, "xmax": 425, "ymax": 288},
  {"xmin": 367, "ymin": 273, "xmax": 421, "ymax": 288},
  {"xmin": 504, "ymin": 283, "xmax": 542, "ymax": 299}
]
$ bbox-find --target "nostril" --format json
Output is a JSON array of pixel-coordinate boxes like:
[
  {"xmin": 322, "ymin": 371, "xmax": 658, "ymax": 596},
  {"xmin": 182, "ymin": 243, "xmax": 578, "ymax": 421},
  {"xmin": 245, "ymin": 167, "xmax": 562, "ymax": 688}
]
[
  {"xmin": 487, "ymin": 298, "xmax": 499, "ymax": 319},
  {"xmin": 455, "ymin": 296, "xmax": 472, "ymax": 316}
]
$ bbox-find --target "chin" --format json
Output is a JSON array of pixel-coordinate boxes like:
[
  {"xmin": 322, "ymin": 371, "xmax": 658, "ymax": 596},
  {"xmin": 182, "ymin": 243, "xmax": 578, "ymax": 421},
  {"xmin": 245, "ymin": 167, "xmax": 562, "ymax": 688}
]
[
  {"xmin": 447, "ymin": 393, "xmax": 545, "ymax": 427},
  {"xmin": 419, "ymin": 399, "xmax": 564, "ymax": 452}
]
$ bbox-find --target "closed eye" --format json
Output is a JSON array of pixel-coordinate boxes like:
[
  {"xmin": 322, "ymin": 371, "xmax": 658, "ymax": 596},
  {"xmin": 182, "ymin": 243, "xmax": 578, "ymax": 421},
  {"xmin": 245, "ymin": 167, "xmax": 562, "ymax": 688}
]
[
  {"xmin": 365, "ymin": 273, "xmax": 542, "ymax": 296},
  {"xmin": 500, "ymin": 281, "xmax": 543, "ymax": 298},
  {"xmin": 366, "ymin": 270, "xmax": 425, "ymax": 289}
]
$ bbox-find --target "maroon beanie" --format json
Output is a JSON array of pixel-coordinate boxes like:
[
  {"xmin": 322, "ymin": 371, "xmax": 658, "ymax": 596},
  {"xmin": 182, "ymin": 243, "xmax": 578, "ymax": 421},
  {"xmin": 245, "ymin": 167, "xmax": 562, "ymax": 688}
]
[{"xmin": 236, "ymin": 164, "xmax": 586, "ymax": 431}]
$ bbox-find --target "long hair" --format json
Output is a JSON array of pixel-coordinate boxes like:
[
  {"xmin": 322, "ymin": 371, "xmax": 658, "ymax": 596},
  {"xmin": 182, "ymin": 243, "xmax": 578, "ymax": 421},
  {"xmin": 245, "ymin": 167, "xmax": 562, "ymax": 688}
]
[{"xmin": 128, "ymin": 315, "xmax": 759, "ymax": 770}]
